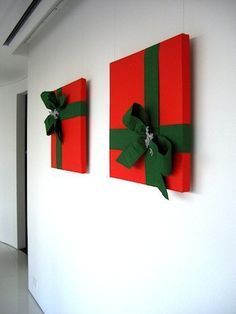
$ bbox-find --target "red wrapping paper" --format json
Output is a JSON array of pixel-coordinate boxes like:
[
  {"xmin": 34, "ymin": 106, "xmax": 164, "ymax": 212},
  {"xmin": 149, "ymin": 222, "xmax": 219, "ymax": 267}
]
[
  {"xmin": 51, "ymin": 78, "xmax": 87, "ymax": 173},
  {"xmin": 110, "ymin": 34, "xmax": 191, "ymax": 192}
]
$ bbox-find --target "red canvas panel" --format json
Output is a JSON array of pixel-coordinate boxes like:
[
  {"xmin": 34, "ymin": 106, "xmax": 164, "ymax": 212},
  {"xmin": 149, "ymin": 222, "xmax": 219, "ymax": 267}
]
[
  {"xmin": 51, "ymin": 78, "xmax": 87, "ymax": 173},
  {"xmin": 110, "ymin": 34, "xmax": 191, "ymax": 192},
  {"xmin": 110, "ymin": 50, "xmax": 146, "ymax": 184}
]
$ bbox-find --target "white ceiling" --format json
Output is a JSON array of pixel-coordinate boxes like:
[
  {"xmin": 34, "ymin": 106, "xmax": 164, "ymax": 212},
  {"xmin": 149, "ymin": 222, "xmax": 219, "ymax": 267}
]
[
  {"xmin": 0, "ymin": 0, "xmax": 69, "ymax": 86},
  {"xmin": 0, "ymin": 0, "xmax": 29, "ymax": 86},
  {"xmin": 0, "ymin": 47, "xmax": 28, "ymax": 87}
]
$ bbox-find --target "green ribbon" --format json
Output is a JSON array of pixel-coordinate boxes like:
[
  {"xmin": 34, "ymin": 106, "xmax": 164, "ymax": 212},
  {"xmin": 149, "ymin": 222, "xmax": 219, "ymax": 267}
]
[
  {"xmin": 41, "ymin": 89, "xmax": 66, "ymax": 142},
  {"xmin": 41, "ymin": 88, "xmax": 87, "ymax": 142},
  {"xmin": 116, "ymin": 103, "xmax": 172, "ymax": 199},
  {"xmin": 41, "ymin": 88, "xmax": 87, "ymax": 169},
  {"xmin": 110, "ymin": 44, "xmax": 192, "ymax": 199}
]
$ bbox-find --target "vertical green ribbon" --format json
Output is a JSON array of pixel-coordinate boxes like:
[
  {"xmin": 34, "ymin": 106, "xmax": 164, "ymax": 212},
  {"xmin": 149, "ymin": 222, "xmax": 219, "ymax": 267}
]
[
  {"xmin": 144, "ymin": 45, "xmax": 169, "ymax": 199},
  {"xmin": 144, "ymin": 45, "xmax": 159, "ymax": 130},
  {"xmin": 56, "ymin": 135, "xmax": 62, "ymax": 169},
  {"xmin": 56, "ymin": 88, "xmax": 62, "ymax": 169}
]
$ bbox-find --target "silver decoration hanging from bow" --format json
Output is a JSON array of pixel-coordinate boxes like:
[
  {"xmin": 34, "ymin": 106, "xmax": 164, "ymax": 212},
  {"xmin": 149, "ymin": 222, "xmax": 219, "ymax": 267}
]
[
  {"xmin": 49, "ymin": 109, "xmax": 59, "ymax": 119},
  {"xmin": 145, "ymin": 126, "xmax": 154, "ymax": 156}
]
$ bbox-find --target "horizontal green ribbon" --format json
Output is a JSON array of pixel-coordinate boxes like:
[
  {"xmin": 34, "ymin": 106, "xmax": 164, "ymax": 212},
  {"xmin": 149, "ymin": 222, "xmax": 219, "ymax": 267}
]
[
  {"xmin": 110, "ymin": 125, "xmax": 191, "ymax": 153},
  {"xmin": 110, "ymin": 44, "xmax": 191, "ymax": 199},
  {"xmin": 41, "ymin": 88, "xmax": 87, "ymax": 169}
]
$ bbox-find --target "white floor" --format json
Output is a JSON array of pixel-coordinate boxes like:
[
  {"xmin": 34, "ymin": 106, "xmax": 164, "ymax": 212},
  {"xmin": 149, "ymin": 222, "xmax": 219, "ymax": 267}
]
[{"xmin": 0, "ymin": 242, "xmax": 43, "ymax": 314}]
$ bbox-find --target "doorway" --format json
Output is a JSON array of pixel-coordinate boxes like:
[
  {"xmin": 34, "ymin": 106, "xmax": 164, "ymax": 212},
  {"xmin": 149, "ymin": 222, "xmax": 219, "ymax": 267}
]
[{"xmin": 16, "ymin": 92, "xmax": 28, "ymax": 254}]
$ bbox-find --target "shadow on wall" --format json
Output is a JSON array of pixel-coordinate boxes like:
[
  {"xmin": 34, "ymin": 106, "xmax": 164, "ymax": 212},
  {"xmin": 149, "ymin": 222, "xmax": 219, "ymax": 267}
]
[{"xmin": 190, "ymin": 36, "xmax": 198, "ymax": 193}]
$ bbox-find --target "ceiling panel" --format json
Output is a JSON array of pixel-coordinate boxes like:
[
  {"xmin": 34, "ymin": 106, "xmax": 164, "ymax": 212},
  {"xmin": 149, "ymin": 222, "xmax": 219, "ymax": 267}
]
[{"xmin": 0, "ymin": 0, "xmax": 30, "ymax": 86}]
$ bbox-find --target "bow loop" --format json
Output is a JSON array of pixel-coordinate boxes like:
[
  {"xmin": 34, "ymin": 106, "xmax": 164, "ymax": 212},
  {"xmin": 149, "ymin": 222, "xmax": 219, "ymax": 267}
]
[
  {"xmin": 123, "ymin": 103, "xmax": 149, "ymax": 135},
  {"xmin": 41, "ymin": 91, "xmax": 59, "ymax": 110},
  {"xmin": 56, "ymin": 89, "xmax": 67, "ymax": 109},
  {"xmin": 116, "ymin": 136, "xmax": 146, "ymax": 168}
]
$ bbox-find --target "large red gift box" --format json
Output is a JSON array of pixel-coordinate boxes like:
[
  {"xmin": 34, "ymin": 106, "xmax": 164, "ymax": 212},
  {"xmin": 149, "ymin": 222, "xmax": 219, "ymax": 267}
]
[
  {"xmin": 44, "ymin": 78, "xmax": 87, "ymax": 173},
  {"xmin": 110, "ymin": 34, "xmax": 191, "ymax": 196}
]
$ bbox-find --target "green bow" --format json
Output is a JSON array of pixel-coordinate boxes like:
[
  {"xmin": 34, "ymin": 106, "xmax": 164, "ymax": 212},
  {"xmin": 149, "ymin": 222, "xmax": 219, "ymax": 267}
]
[
  {"xmin": 41, "ymin": 89, "xmax": 67, "ymax": 142},
  {"xmin": 116, "ymin": 103, "xmax": 172, "ymax": 199}
]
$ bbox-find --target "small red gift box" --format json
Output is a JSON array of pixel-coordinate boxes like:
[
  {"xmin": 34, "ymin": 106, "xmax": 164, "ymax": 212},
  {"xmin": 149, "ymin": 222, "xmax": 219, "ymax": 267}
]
[
  {"xmin": 43, "ymin": 78, "xmax": 87, "ymax": 173},
  {"xmin": 110, "ymin": 34, "xmax": 191, "ymax": 196}
]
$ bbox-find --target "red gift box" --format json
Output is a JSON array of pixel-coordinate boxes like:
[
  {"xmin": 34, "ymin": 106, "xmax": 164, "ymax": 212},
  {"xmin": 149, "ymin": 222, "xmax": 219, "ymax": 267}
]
[
  {"xmin": 49, "ymin": 78, "xmax": 87, "ymax": 173},
  {"xmin": 110, "ymin": 34, "xmax": 191, "ymax": 195}
]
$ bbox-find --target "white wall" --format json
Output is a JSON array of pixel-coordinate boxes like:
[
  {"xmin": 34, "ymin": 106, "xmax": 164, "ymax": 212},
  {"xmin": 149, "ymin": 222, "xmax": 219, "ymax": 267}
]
[
  {"xmin": 27, "ymin": 0, "xmax": 236, "ymax": 313},
  {"xmin": 0, "ymin": 79, "xmax": 27, "ymax": 248}
]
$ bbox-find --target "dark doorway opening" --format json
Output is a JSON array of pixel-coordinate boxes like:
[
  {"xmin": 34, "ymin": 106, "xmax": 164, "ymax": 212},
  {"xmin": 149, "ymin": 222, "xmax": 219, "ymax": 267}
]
[{"xmin": 17, "ymin": 92, "xmax": 28, "ymax": 255}]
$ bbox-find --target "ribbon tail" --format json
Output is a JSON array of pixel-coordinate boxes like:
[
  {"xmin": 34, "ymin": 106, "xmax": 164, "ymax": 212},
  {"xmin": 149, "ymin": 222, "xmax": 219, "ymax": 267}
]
[
  {"xmin": 158, "ymin": 136, "xmax": 172, "ymax": 176},
  {"xmin": 156, "ymin": 174, "xmax": 169, "ymax": 200},
  {"xmin": 146, "ymin": 155, "xmax": 169, "ymax": 199},
  {"xmin": 116, "ymin": 138, "xmax": 146, "ymax": 168},
  {"xmin": 145, "ymin": 142, "xmax": 169, "ymax": 200},
  {"xmin": 44, "ymin": 115, "xmax": 55, "ymax": 136},
  {"xmin": 55, "ymin": 119, "xmax": 63, "ymax": 142}
]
